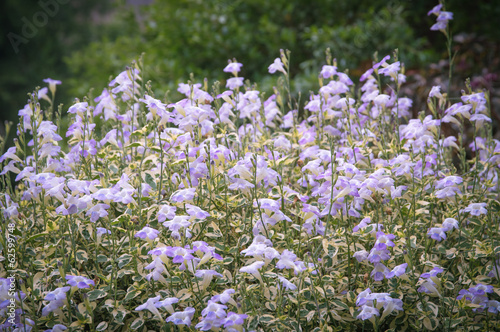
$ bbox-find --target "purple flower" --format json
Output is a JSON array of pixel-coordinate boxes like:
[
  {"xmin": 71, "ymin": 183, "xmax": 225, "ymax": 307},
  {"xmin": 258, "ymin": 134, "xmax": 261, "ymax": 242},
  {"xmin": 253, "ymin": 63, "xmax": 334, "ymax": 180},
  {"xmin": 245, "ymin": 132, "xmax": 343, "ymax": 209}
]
[
  {"xmin": 158, "ymin": 204, "xmax": 177, "ymax": 222},
  {"xmin": 460, "ymin": 203, "xmax": 487, "ymax": 216},
  {"xmin": 211, "ymin": 289, "xmax": 236, "ymax": 305},
  {"xmin": 353, "ymin": 250, "xmax": 369, "ymax": 262},
  {"xmin": 435, "ymin": 176, "xmax": 462, "ymax": 188},
  {"xmin": 43, "ymin": 78, "xmax": 62, "ymax": 94},
  {"xmin": 378, "ymin": 61, "xmax": 400, "ymax": 79},
  {"xmin": 427, "ymin": 227, "xmax": 447, "ymax": 241},
  {"xmin": 226, "ymin": 77, "xmax": 244, "ymax": 90},
  {"xmin": 427, "ymin": 4, "xmax": 442, "ymax": 16},
  {"xmin": 420, "ymin": 267, "xmax": 443, "ymax": 278},
  {"xmin": 320, "ymin": 65, "xmax": 337, "ymax": 78},
  {"xmin": 223, "ymin": 61, "xmax": 243, "ymax": 75},
  {"xmin": 170, "ymin": 188, "xmax": 196, "ymax": 204},
  {"xmin": 268, "ymin": 58, "xmax": 286, "ymax": 74},
  {"xmin": 435, "ymin": 186, "xmax": 461, "ymax": 199},
  {"xmin": 357, "ymin": 305, "xmax": 380, "ymax": 320},
  {"xmin": 163, "ymin": 216, "xmax": 192, "ymax": 239},
  {"xmin": 469, "ymin": 284, "xmax": 494, "ymax": 296},
  {"xmin": 195, "ymin": 269, "xmax": 223, "ymax": 290},
  {"xmin": 44, "ymin": 324, "xmax": 67, "ymax": 332},
  {"xmin": 386, "ymin": 263, "xmax": 408, "ymax": 279},
  {"xmin": 44, "ymin": 286, "xmax": 70, "ymax": 301},
  {"xmin": 368, "ymin": 248, "xmax": 391, "ymax": 263},
  {"xmin": 240, "ymin": 261, "xmax": 265, "ymax": 283},
  {"xmin": 156, "ymin": 297, "xmax": 179, "ymax": 314},
  {"xmin": 185, "ymin": 204, "xmax": 210, "ymax": 220},
  {"xmin": 65, "ymin": 275, "xmax": 95, "ymax": 289},
  {"xmin": 42, "ymin": 299, "xmax": 65, "ymax": 316},
  {"xmin": 96, "ymin": 227, "xmax": 110, "ymax": 237},
  {"xmin": 374, "ymin": 232, "xmax": 396, "ymax": 250},
  {"xmin": 135, "ymin": 226, "xmax": 160, "ymax": 241},
  {"xmin": 278, "ymin": 275, "xmax": 297, "ymax": 291},
  {"xmin": 221, "ymin": 312, "xmax": 248, "ymax": 328},
  {"xmin": 136, "ymin": 295, "xmax": 163, "ymax": 319},
  {"xmin": 442, "ymin": 218, "xmax": 459, "ymax": 231},
  {"xmin": 371, "ymin": 263, "xmax": 390, "ymax": 281}
]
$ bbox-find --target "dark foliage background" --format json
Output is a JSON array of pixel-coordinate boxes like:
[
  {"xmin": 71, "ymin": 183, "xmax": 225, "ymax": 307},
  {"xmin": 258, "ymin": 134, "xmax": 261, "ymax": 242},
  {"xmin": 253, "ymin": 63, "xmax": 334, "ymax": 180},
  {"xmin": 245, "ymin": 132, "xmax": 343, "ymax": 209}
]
[{"xmin": 1, "ymin": 0, "xmax": 499, "ymax": 146}]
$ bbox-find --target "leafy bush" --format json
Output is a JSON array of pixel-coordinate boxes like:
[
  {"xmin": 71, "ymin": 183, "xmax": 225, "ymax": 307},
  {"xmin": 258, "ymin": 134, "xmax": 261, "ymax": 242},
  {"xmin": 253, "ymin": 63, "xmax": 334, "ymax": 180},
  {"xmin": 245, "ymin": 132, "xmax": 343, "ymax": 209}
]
[{"xmin": 1, "ymin": 3, "xmax": 499, "ymax": 332}]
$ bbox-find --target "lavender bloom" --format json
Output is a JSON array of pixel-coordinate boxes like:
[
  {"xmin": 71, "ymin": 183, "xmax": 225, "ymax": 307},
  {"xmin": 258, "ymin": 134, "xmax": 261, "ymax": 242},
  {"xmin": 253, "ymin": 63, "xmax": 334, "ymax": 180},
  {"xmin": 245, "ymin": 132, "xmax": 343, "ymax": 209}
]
[
  {"xmin": 44, "ymin": 287, "xmax": 70, "ymax": 302},
  {"xmin": 43, "ymin": 77, "xmax": 62, "ymax": 94},
  {"xmin": 278, "ymin": 275, "xmax": 297, "ymax": 291},
  {"xmin": 427, "ymin": 227, "xmax": 447, "ymax": 241},
  {"xmin": 442, "ymin": 218, "xmax": 459, "ymax": 231},
  {"xmin": 436, "ymin": 175, "xmax": 463, "ymax": 188},
  {"xmin": 371, "ymin": 263, "xmax": 390, "ymax": 281},
  {"xmin": 163, "ymin": 216, "xmax": 192, "ymax": 239},
  {"xmin": 240, "ymin": 261, "xmax": 265, "ymax": 283},
  {"xmin": 320, "ymin": 65, "xmax": 337, "ymax": 78},
  {"xmin": 42, "ymin": 299, "xmax": 65, "ymax": 316},
  {"xmin": 185, "ymin": 204, "xmax": 210, "ymax": 220},
  {"xmin": 374, "ymin": 232, "xmax": 396, "ymax": 250},
  {"xmin": 386, "ymin": 263, "xmax": 408, "ymax": 279},
  {"xmin": 435, "ymin": 186, "xmax": 461, "ymax": 199},
  {"xmin": 211, "ymin": 289, "xmax": 237, "ymax": 306},
  {"xmin": 353, "ymin": 250, "xmax": 369, "ymax": 262},
  {"xmin": 170, "ymin": 188, "xmax": 196, "ymax": 204},
  {"xmin": 196, "ymin": 300, "xmax": 227, "ymax": 331},
  {"xmin": 158, "ymin": 204, "xmax": 177, "ymax": 222},
  {"xmin": 427, "ymin": 4, "xmax": 442, "ymax": 16},
  {"xmin": 457, "ymin": 284, "xmax": 494, "ymax": 312},
  {"xmin": 357, "ymin": 305, "xmax": 380, "ymax": 320},
  {"xmin": 136, "ymin": 295, "xmax": 163, "ymax": 319},
  {"xmin": 268, "ymin": 58, "xmax": 286, "ymax": 74},
  {"xmin": 223, "ymin": 61, "xmax": 243, "ymax": 75},
  {"xmin": 135, "ymin": 226, "xmax": 160, "ymax": 241},
  {"xmin": 145, "ymin": 257, "xmax": 167, "ymax": 282},
  {"xmin": 226, "ymin": 77, "xmax": 244, "ymax": 90},
  {"xmin": 156, "ymin": 297, "xmax": 179, "ymax": 314},
  {"xmin": 221, "ymin": 312, "xmax": 248, "ymax": 328},
  {"xmin": 44, "ymin": 324, "xmax": 67, "ymax": 332},
  {"xmin": 65, "ymin": 275, "xmax": 95, "ymax": 289},
  {"xmin": 368, "ymin": 248, "xmax": 391, "ymax": 263}
]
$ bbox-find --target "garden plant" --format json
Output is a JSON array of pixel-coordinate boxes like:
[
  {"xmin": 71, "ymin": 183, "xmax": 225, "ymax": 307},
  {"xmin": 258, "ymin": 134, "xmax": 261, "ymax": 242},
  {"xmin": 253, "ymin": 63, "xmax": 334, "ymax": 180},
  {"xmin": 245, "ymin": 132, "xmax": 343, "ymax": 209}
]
[{"xmin": 0, "ymin": 3, "xmax": 499, "ymax": 331}]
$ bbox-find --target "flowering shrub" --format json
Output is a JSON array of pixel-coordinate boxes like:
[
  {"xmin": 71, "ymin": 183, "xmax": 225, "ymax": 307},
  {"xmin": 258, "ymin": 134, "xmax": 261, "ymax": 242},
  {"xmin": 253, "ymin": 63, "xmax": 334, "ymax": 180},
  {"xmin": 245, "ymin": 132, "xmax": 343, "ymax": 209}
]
[{"xmin": 1, "ymin": 4, "xmax": 499, "ymax": 331}]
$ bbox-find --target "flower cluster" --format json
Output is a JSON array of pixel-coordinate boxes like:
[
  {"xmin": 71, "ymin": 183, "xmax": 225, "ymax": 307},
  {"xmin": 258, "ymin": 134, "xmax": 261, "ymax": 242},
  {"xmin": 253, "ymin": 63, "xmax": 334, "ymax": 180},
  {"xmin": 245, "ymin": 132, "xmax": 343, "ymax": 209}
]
[{"xmin": 0, "ymin": 3, "xmax": 499, "ymax": 330}]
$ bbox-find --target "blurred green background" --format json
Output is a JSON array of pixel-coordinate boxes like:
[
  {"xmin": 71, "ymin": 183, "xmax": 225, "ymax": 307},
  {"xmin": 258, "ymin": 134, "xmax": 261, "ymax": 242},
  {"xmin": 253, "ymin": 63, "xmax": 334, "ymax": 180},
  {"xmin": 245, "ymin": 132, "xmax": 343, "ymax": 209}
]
[{"xmin": 1, "ymin": 0, "xmax": 499, "ymax": 144}]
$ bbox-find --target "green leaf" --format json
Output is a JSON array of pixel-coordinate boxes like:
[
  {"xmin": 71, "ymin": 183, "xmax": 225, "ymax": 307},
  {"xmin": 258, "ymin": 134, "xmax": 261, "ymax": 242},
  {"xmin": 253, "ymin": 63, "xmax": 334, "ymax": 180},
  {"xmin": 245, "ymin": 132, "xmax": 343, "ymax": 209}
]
[
  {"xmin": 130, "ymin": 318, "xmax": 144, "ymax": 330},
  {"xmin": 87, "ymin": 289, "xmax": 108, "ymax": 301},
  {"xmin": 117, "ymin": 254, "xmax": 133, "ymax": 268},
  {"xmin": 145, "ymin": 172, "xmax": 157, "ymax": 190},
  {"xmin": 97, "ymin": 255, "xmax": 108, "ymax": 263},
  {"xmin": 76, "ymin": 250, "xmax": 88, "ymax": 263},
  {"xmin": 259, "ymin": 314, "xmax": 275, "ymax": 324},
  {"xmin": 124, "ymin": 290, "xmax": 141, "ymax": 302},
  {"xmin": 125, "ymin": 142, "xmax": 142, "ymax": 148},
  {"xmin": 113, "ymin": 309, "xmax": 127, "ymax": 323}
]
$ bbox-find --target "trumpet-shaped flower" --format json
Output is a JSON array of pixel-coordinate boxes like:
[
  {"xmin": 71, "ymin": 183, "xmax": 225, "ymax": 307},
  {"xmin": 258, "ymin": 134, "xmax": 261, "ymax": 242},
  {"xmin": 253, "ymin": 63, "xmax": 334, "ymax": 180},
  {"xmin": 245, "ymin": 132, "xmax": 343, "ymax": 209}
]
[
  {"xmin": 268, "ymin": 58, "xmax": 286, "ymax": 74},
  {"xmin": 135, "ymin": 295, "xmax": 163, "ymax": 320},
  {"xmin": 65, "ymin": 275, "xmax": 95, "ymax": 289},
  {"xmin": 460, "ymin": 202, "xmax": 487, "ymax": 216},
  {"xmin": 166, "ymin": 307, "xmax": 196, "ymax": 326},
  {"xmin": 240, "ymin": 261, "xmax": 265, "ymax": 283}
]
